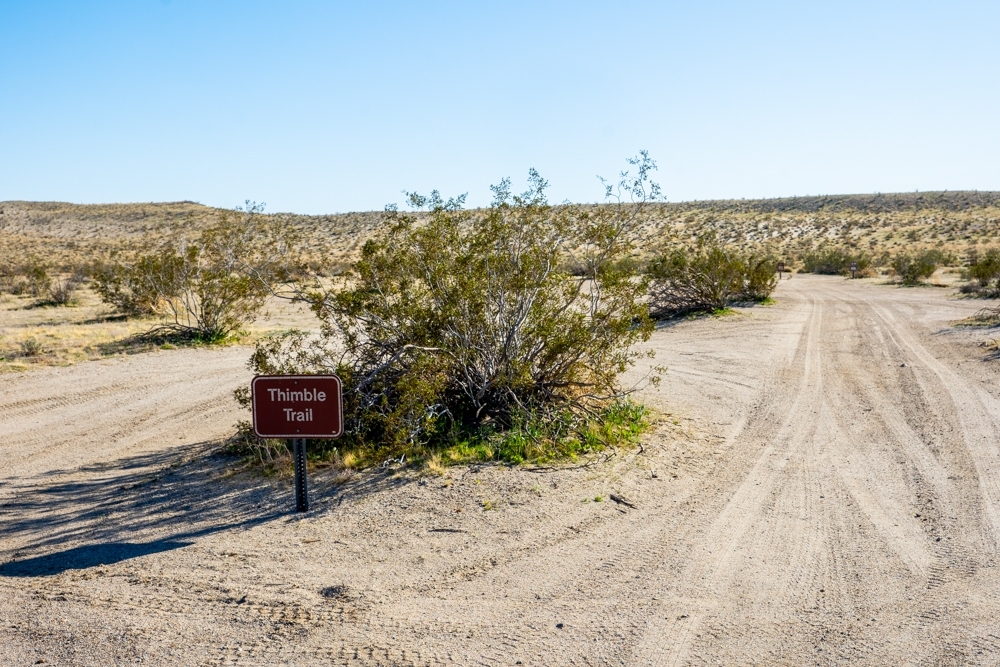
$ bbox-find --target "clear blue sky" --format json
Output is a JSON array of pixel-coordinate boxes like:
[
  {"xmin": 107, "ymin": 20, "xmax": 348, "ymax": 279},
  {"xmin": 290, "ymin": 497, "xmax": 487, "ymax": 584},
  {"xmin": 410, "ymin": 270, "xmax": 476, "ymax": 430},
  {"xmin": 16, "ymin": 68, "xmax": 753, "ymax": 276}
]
[{"xmin": 2, "ymin": 1, "xmax": 998, "ymax": 214}]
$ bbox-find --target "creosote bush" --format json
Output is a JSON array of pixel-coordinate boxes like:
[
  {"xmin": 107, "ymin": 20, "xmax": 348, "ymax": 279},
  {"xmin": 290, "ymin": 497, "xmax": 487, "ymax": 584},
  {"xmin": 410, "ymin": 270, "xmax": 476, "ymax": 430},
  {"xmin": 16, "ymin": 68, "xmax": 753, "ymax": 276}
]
[
  {"xmin": 46, "ymin": 269, "xmax": 86, "ymax": 306},
  {"xmin": 0, "ymin": 259, "xmax": 52, "ymax": 297},
  {"xmin": 18, "ymin": 338, "xmax": 45, "ymax": 357},
  {"xmin": 94, "ymin": 202, "xmax": 296, "ymax": 342},
  {"xmin": 891, "ymin": 249, "xmax": 949, "ymax": 285},
  {"xmin": 22, "ymin": 261, "xmax": 51, "ymax": 297},
  {"xmin": 802, "ymin": 247, "xmax": 871, "ymax": 276},
  {"xmin": 646, "ymin": 237, "xmax": 777, "ymax": 317},
  {"xmin": 0, "ymin": 260, "xmax": 85, "ymax": 305},
  {"xmin": 961, "ymin": 248, "xmax": 1000, "ymax": 297},
  {"xmin": 238, "ymin": 156, "xmax": 660, "ymax": 466}
]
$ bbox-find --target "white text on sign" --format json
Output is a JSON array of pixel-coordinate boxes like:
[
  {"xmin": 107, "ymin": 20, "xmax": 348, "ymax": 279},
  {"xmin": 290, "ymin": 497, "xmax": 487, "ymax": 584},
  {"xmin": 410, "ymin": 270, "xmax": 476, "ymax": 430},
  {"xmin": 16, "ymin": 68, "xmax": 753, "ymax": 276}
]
[
  {"xmin": 284, "ymin": 408, "xmax": 315, "ymax": 422},
  {"xmin": 268, "ymin": 388, "xmax": 327, "ymax": 402}
]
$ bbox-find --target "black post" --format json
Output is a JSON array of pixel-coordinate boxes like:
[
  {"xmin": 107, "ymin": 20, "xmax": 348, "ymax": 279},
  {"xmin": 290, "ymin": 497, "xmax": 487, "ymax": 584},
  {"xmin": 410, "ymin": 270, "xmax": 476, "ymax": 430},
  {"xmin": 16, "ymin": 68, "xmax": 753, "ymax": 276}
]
[{"xmin": 291, "ymin": 438, "xmax": 309, "ymax": 512}]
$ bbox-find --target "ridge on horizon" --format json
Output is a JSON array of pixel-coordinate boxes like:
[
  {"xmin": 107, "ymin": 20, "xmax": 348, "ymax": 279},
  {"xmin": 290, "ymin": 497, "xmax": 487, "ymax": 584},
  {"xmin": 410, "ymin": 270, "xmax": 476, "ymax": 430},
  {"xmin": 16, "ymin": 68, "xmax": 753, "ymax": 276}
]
[{"xmin": 4, "ymin": 189, "xmax": 1000, "ymax": 218}]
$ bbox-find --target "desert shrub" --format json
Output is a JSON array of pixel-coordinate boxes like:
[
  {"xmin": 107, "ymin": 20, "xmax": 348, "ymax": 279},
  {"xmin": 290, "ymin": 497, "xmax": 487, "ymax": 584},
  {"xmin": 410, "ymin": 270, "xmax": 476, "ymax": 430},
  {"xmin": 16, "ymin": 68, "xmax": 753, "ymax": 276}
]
[
  {"xmin": 93, "ymin": 203, "xmax": 296, "ymax": 341},
  {"xmin": 969, "ymin": 248, "xmax": 1000, "ymax": 287},
  {"xmin": 891, "ymin": 249, "xmax": 948, "ymax": 285},
  {"xmin": 240, "ymin": 156, "xmax": 659, "ymax": 463},
  {"xmin": 0, "ymin": 263, "xmax": 13, "ymax": 293},
  {"xmin": 743, "ymin": 253, "xmax": 779, "ymax": 300},
  {"xmin": 959, "ymin": 282, "xmax": 1000, "ymax": 298},
  {"xmin": 0, "ymin": 260, "xmax": 52, "ymax": 297},
  {"xmin": 802, "ymin": 247, "xmax": 871, "ymax": 276},
  {"xmin": 46, "ymin": 270, "xmax": 86, "ymax": 306},
  {"xmin": 23, "ymin": 261, "xmax": 51, "ymax": 297},
  {"xmin": 957, "ymin": 305, "xmax": 1000, "ymax": 327},
  {"xmin": 19, "ymin": 338, "xmax": 44, "ymax": 357},
  {"xmin": 92, "ymin": 254, "xmax": 163, "ymax": 316},
  {"xmin": 646, "ymin": 238, "xmax": 777, "ymax": 317}
]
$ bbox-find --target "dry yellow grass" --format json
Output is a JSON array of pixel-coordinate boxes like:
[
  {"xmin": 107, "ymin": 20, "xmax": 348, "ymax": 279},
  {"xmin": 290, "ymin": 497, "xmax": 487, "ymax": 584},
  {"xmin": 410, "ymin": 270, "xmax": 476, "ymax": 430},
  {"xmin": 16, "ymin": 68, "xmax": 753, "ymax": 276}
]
[
  {"xmin": 3, "ymin": 192, "xmax": 999, "ymax": 273},
  {"xmin": 2, "ymin": 192, "xmax": 997, "ymax": 373},
  {"xmin": 0, "ymin": 200, "xmax": 385, "ymax": 271},
  {"xmin": 0, "ymin": 286, "xmax": 152, "ymax": 372},
  {"xmin": 627, "ymin": 191, "xmax": 1000, "ymax": 261},
  {"xmin": 0, "ymin": 281, "xmax": 317, "ymax": 373}
]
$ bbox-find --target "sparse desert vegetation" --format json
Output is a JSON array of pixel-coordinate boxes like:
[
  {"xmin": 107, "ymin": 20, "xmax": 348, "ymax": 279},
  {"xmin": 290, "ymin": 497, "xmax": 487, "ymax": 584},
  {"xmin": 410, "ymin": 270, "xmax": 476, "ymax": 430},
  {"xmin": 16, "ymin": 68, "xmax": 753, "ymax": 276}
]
[
  {"xmin": 92, "ymin": 202, "xmax": 298, "ymax": 342},
  {"xmin": 0, "ymin": 192, "xmax": 1000, "ymax": 380},
  {"xmin": 4, "ymin": 190, "xmax": 1000, "ymax": 276},
  {"xmin": 5, "ymin": 273, "xmax": 1000, "ymax": 665},
  {"xmin": 2, "ymin": 181, "xmax": 1000, "ymax": 667},
  {"xmin": 0, "ymin": 273, "xmax": 317, "ymax": 372}
]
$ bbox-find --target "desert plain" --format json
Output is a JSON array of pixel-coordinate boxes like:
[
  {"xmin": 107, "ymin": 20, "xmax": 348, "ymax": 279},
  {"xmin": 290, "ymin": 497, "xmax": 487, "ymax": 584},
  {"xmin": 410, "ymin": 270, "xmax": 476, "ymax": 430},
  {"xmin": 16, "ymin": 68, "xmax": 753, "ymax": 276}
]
[{"xmin": 2, "ymin": 271, "xmax": 1000, "ymax": 666}]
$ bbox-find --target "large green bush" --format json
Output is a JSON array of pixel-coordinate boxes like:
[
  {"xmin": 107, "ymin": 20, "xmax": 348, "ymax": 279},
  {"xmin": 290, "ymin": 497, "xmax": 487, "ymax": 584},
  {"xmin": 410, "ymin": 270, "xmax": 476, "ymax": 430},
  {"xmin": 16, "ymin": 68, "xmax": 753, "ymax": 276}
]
[
  {"xmin": 243, "ymin": 157, "xmax": 659, "ymax": 461},
  {"xmin": 802, "ymin": 247, "xmax": 871, "ymax": 276},
  {"xmin": 891, "ymin": 249, "xmax": 948, "ymax": 285},
  {"xmin": 646, "ymin": 238, "xmax": 777, "ymax": 317},
  {"xmin": 969, "ymin": 248, "xmax": 1000, "ymax": 287},
  {"xmin": 94, "ymin": 203, "xmax": 295, "ymax": 341}
]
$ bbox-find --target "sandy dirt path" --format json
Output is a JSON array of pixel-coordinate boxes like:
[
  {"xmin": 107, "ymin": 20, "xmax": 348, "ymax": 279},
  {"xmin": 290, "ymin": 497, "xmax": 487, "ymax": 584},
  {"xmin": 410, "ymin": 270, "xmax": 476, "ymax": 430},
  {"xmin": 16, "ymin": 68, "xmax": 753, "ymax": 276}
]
[{"xmin": 2, "ymin": 275, "xmax": 999, "ymax": 666}]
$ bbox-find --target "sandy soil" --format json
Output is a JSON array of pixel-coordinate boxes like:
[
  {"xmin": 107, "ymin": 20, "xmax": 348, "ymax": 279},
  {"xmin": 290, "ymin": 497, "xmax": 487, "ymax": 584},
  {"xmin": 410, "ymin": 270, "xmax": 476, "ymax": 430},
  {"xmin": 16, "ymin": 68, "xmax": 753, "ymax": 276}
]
[
  {"xmin": 0, "ymin": 286, "xmax": 318, "ymax": 373},
  {"xmin": 2, "ymin": 275, "xmax": 1000, "ymax": 666}
]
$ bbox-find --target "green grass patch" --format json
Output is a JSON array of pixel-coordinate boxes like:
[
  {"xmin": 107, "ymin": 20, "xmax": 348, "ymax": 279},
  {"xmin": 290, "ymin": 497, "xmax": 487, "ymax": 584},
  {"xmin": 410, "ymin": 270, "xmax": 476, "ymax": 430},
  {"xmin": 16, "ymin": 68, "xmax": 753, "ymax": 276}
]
[{"xmin": 226, "ymin": 399, "xmax": 650, "ymax": 474}]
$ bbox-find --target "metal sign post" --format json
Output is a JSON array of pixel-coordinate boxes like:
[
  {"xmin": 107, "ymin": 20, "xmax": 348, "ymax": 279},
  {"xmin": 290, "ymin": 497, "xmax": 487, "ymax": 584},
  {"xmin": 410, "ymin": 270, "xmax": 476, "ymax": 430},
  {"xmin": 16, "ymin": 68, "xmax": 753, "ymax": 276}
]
[
  {"xmin": 251, "ymin": 376, "xmax": 343, "ymax": 513},
  {"xmin": 292, "ymin": 438, "xmax": 309, "ymax": 512},
  {"xmin": 777, "ymin": 261, "xmax": 785, "ymax": 279},
  {"xmin": 850, "ymin": 261, "xmax": 858, "ymax": 279}
]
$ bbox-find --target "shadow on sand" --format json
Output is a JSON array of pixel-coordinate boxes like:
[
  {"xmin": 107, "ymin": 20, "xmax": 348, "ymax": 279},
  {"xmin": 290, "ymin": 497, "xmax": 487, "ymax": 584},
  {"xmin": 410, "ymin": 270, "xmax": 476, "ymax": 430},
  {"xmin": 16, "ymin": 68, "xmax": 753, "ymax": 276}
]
[
  {"xmin": 0, "ymin": 541, "xmax": 193, "ymax": 576},
  {"xmin": 0, "ymin": 440, "xmax": 412, "ymax": 577}
]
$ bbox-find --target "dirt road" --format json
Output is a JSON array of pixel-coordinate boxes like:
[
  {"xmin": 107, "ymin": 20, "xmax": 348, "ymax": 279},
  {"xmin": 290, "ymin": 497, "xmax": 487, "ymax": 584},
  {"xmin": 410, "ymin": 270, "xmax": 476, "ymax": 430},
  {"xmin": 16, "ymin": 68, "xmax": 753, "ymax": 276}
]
[{"xmin": 2, "ymin": 275, "xmax": 999, "ymax": 666}]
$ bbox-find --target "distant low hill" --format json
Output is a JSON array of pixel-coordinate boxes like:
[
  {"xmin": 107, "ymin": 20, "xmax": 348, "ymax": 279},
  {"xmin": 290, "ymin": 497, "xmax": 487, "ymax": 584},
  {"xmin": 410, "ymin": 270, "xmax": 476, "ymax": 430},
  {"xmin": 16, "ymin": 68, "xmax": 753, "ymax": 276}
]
[
  {"xmin": 0, "ymin": 201, "xmax": 383, "ymax": 271},
  {"xmin": 657, "ymin": 190, "xmax": 1000, "ymax": 214},
  {"xmin": 2, "ymin": 191, "xmax": 998, "ymax": 270}
]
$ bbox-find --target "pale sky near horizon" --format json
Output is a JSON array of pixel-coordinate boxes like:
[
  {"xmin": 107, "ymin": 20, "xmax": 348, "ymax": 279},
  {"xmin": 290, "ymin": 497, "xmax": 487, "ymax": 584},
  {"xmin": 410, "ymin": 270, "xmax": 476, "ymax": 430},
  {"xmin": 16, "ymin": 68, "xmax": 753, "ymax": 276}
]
[{"xmin": 2, "ymin": 1, "xmax": 998, "ymax": 214}]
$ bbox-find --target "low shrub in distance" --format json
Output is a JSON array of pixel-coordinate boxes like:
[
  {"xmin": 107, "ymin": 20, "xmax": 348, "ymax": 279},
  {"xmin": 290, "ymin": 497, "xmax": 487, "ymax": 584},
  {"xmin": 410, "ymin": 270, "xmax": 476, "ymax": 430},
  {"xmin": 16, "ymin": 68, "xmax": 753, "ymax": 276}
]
[
  {"xmin": 93, "ymin": 203, "xmax": 297, "ymax": 342},
  {"xmin": 646, "ymin": 237, "xmax": 777, "ymax": 317},
  {"xmin": 18, "ymin": 338, "xmax": 45, "ymax": 357},
  {"xmin": 960, "ymin": 248, "xmax": 1000, "ymax": 297},
  {"xmin": 801, "ymin": 247, "xmax": 871, "ymax": 276},
  {"xmin": 44, "ymin": 269, "xmax": 86, "ymax": 306},
  {"xmin": 891, "ymin": 249, "xmax": 951, "ymax": 285},
  {"xmin": 0, "ymin": 259, "xmax": 52, "ymax": 297},
  {"xmin": 969, "ymin": 249, "xmax": 1000, "ymax": 286}
]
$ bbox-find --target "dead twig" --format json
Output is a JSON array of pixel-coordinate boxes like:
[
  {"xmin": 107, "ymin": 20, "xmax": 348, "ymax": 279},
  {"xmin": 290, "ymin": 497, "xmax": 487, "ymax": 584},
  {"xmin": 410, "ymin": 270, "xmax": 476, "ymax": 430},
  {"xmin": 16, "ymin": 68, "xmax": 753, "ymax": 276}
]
[{"xmin": 610, "ymin": 493, "xmax": 638, "ymax": 509}]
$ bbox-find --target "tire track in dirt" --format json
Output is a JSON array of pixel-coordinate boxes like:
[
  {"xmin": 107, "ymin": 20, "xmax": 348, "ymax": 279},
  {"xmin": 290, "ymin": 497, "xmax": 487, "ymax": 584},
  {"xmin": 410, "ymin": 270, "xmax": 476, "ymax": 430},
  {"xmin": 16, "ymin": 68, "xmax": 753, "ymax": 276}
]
[
  {"xmin": 626, "ymin": 278, "xmax": 1000, "ymax": 666},
  {"xmin": 860, "ymin": 293, "xmax": 1000, "ymax": 548},
  {"xmin": 627, "ymin": 288, "xmax": 826, "ymax": 665},
  {"xmin": 342, "ymin": 299, "xmax": 819, "ymax": 665},
  {"xmin": 0, "ymin": 348, "xmax": 251, "ymax": 494}
]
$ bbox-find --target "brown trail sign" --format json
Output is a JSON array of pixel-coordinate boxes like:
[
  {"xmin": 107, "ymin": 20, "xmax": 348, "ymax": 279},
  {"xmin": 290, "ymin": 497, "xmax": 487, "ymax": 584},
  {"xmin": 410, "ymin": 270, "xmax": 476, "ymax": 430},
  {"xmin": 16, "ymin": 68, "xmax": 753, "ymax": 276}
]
[
  {"xmin": 251, "ymin": 375, "xmax": 343, "ymax": 512},
  {"xmin": 252, "ymin": 375, "xmax": 343, "ymax": 438}
]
